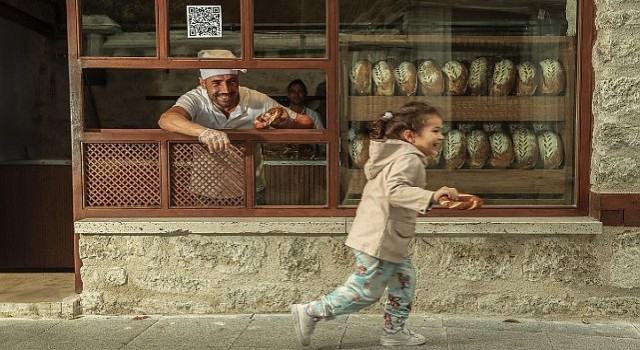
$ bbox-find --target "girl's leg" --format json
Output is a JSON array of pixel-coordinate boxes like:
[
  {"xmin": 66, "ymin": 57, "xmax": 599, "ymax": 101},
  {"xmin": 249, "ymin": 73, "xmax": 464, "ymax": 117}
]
[
  {"xmin": 306, "ymin": 249, "xmax": 394, "ymax": 319},
  {"xmin": 382, "ymin": 255, "xmax": 416, "ymax": 332}
]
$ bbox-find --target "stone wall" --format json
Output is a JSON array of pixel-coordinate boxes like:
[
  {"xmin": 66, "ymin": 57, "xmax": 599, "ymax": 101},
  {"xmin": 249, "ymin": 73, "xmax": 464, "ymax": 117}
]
[
  {"xmin": 74, "ymin": 218, "xmax": 640, "ymax": 321},
  {"xmin": 592, "ymin": 0, "xmax": 640, "ymax": 192}
]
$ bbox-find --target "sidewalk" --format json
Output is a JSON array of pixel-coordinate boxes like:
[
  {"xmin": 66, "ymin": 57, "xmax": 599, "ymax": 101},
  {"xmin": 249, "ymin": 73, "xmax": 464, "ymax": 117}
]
[{"xmin": 1, "ymin": 314, "xmax": 639, "ymax": 350}]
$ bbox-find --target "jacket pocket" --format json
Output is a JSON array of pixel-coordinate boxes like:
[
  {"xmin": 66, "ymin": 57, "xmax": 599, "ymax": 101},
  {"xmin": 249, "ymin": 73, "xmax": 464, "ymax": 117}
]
[{"xmin": 388, "ymin": 219, "xmax": 416, "ymax": 238}]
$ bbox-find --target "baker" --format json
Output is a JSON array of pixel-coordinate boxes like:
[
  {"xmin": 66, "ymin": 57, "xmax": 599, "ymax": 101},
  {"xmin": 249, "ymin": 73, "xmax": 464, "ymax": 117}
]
[{"xmin": 158, "ymin": 49, "xmax": 316, "ymax": 204}]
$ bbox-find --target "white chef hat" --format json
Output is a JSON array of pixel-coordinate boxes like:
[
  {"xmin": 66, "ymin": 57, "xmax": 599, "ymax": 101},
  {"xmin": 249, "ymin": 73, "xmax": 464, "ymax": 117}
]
[{"xmin": 198, "ymin": 49, "xmax": 247, "ymax": 79}]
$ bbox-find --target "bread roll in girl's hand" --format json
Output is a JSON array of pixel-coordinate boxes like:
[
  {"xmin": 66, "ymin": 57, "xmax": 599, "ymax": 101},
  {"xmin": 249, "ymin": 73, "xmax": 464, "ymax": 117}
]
[{"xmin": 438, "ymin": 193, "xmax": 484, "ymax": 210}]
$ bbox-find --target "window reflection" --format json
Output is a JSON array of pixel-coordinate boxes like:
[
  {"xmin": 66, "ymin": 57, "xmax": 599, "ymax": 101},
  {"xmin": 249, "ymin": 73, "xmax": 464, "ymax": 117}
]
[{"xmin": 80, "ymin": 0, "xmax": 156, "ymax": 57}]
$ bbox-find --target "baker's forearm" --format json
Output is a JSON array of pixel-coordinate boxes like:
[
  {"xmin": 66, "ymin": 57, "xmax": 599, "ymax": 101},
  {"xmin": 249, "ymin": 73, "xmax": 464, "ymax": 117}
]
[{"xmin": 158, "ymin": 112, "xmax": 206, "ymax": 137}]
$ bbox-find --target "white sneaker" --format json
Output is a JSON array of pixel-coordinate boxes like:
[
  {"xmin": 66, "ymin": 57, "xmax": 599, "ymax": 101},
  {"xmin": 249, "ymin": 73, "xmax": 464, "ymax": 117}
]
[
  {"xmin": 291, "ymin": 304, "xmax": 316, "ymax": 346},
  {"xmin": 379, "ymin": 328, "xmax": 426, "ymax": 346}
]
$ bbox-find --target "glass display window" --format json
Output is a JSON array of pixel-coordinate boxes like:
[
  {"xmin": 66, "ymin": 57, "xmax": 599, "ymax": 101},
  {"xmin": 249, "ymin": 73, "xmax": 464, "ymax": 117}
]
[{"xmin": 338, "ymin": 0, "xmax": 578, "ymax": 207}]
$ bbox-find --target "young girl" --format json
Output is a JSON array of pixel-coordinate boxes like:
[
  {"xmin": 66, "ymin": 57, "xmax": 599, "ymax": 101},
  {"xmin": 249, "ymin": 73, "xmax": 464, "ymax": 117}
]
[{"xmin": 291, "ymin": 102, "xmax": 460, "ymax": 347}]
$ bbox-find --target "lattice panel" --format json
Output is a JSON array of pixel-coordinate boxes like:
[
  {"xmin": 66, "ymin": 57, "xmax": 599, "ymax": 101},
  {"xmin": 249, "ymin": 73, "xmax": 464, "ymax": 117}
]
[
  {"xmin": 83, "ymin": 142, "xmax": 161, "ymax": 207},
  {"xmin": 170, "ymin": 143, "xmax": 246, "ymax": 207}
]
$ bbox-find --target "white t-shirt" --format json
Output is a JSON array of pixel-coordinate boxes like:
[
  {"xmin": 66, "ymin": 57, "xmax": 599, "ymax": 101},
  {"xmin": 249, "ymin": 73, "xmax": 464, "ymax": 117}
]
[{"xmin": 174, "ymin": 86, "xmax": 299, "ymax": 129}]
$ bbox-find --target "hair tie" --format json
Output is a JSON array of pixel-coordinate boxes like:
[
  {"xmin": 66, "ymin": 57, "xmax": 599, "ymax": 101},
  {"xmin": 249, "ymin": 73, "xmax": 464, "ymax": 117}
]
[{"xmin": 383, "ymin": 111, "xmax": 393, "ymax": 120}]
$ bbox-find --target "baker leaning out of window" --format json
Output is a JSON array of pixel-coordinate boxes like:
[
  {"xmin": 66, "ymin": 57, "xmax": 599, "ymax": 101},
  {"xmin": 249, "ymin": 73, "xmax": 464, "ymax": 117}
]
[{"xmin": 158, "ymin": 49, "xmax": 317, "ymax": 204}]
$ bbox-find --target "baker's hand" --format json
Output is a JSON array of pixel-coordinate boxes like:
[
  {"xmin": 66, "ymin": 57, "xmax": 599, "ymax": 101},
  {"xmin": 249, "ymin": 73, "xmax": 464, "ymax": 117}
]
[
  {"xmin": 254, "ymin": 107, "xmax": 293, "ymax": 129},
  {"xmin": 198, "ymin": 128, "xmax": 230, "ymax": 152}
]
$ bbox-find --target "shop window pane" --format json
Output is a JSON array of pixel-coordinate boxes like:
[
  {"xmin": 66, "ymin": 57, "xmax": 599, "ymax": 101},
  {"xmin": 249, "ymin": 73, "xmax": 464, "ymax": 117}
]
[
  {"xmin": 339, "ymin": 0, "xmax": 577, "ymax": 207},
  {"xmin": 259, "ymin": 143, "xmax": 327, "ymax": 206},
  {"xmin": 80, "ymin": 0, "xmax": 156, "ymax": 57},
  {"xmin": 253, "ymin": 0, "xmax": 326, "ymax": 58},
  {"xmin": 168, "ymin": 0, "xmax": 242, "ymax": 57}
]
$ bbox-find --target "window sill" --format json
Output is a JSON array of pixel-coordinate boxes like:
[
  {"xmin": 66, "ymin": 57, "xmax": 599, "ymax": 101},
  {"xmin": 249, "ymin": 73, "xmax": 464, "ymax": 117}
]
[{"xmin": 75, "ymin": 217, "xmax": 602, "ymax": 235}]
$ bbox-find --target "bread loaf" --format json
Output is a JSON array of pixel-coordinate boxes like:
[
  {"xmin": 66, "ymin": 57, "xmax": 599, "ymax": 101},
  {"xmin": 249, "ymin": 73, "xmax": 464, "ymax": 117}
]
[
  {"xmin": 489, "ymin": 59, "xmax": 516, "ymax": 96},
  {"xmin": 443, "ymin": 130, "xmax": 467, "ymax": 169},
  {"xmin": 349, "ymin": 129, "xmax": 370, "ymax": 169},
  {"xmin": 537, "ymin": 130, "xmax": 564, "ymax": 168},
  {"xmin": 372, "ymin": 60, "xmax": 395, "ymax": 96},
  {"xmin": 442, "ymin": 121, "xmax": 452, "ymax": 135},
  {"xmin": 539, "ymin": 59, "xmax": 566, "ymax": 96},
  {"xmin": 349, "ymin": 59, "xmax": 372, "ymax": 96},
  {"xmin": 466, "ymin": 129, "xmax": 491, "ymax": 169},
  {"xmin": 511, "ymin": 128, "xmax": 539, "ymax": 169},
  {"xmin": 532, "ymin": 121, "xmax": 554, "ymax": 133},
  {"xmin": 442, "ymin": 60, "xmax": 468, "ymax": 96},
  {"xmin": 508, "ymin": 122, "xmax": 530, "ymax": 134},
  {"xmin": 426, "ymin": 145, "xmax": 442, "ymax": 168},
  {"xmin": 457, "ymin": 122, "xmax": 479, "ymax": 134},
  {"xmin": 394, "ymin": 61, "xmax": 417, "ymax": 96},
  {"xmin": 417, "ymin": 59, "xmax": 444, "ymax": 96},
  {"xmin": 516, "ymin": 61, "xmax": 540, "ymax": 96},
  {"xmin": 482, "ymin": 121, "xmax": 504, "ymax": 134},
  {"xmin": 488, "ymin": 132, "xmax": 515, "ymax": 168},
  {"xmin": 468, "ymin": 57, "xmax": 493, "ymax": 96}
]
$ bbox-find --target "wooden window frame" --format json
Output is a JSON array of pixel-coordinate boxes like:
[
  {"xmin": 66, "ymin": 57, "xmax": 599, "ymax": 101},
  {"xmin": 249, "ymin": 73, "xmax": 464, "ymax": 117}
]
[{"xmin": 65, "ymin": 0, "xmax": 594, "ymax": 220}]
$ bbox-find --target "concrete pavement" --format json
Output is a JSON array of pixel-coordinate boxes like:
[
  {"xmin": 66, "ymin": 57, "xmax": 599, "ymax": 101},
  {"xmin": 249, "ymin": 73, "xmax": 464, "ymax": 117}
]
[{"xmin": 0, "ymin": 314, "xmax": 639, "ymax": 349}]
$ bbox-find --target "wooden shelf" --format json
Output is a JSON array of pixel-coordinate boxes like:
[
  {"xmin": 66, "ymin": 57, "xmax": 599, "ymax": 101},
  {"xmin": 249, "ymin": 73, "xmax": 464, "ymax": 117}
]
[
  {"xmin": 345, "ymin": 96, "xmax": 570, "ymax": 122},
  {"xmin": 343, "ymin": 168, "xmax": 572, "ymax": 195},
  {"xmin": 339, "ymin": 35, "xmax": 576, "ymax": 48}
]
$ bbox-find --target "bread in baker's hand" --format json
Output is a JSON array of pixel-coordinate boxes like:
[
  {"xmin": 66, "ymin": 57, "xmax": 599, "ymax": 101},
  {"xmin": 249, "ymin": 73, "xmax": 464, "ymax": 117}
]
[
  {"xmin": 254, "ymin": 106, "xmax": 290, "ymax": 129},
  {"xmin": 539, "ymin": 59, "xmax": 566, "ymax": 96},
  {"xmin": 488, "ymin": 132, "xmax": 515, "ymax": 168},
  {"xmin": 394, "ymin": 61, "xmax": 417, "ymax": 96},
  {"xmin": 442, "ymin": 60, "xmax": 469, "ymax": 96},
  {"xmin": 349, "ymin": 59, "xmax": 372, "ymax": 96},
  {"xmin": 490, "ymin": 59, "xmax": 516, "ymax": 97},
  {"xmin": 466, "ymin": 129, "xmax": 491, "ymax": 169},
  {"xmin": 468, "ymin": 57, "xmax": 493, "ymax": 96},
  {"xmin": 516, "ymin": 61, "xmax": 540, "ymax": 96},
  {"xmin": 443, "ymin": 129, "xmax": 467, "ymax": 169},
  {"xmin": 511, "ymin": 127, "xmax": 539, "ymax": 169},
  {"xmin": 537, "ymin": 130, "xmax": 564, "ymax": 168},
  {"xmin": 372, "ymin": 60, "xmax": 395, "ymax": 96}
]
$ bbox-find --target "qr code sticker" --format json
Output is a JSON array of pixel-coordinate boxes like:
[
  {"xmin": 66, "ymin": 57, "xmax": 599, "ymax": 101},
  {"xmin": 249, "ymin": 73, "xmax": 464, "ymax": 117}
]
[{"xmin": 187, "ymin": 5, "xmax": 222, "ymax": 38}]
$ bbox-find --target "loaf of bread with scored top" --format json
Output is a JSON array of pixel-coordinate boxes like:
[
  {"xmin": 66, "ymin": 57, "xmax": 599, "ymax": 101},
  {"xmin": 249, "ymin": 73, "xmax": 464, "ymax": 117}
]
[
  {"xmin": 417, "ymin": 59, "xmax": 444, "ymax": 96},
  {"xmin": 457, "ymin": 122, "xmax": 479, "ymax": 134},
  {"xmin": 482, "ymin": 121, "xmax": 504, "ymax": 134},
  {"xmin": 468, "ymin": 57, "xmax": 493, "ymax": 96},
  {"xmin": 442, "ymin": 60, "xmax": 468, "ymax": 96},
  {"xmin": 466, "ymin": 129, "xmax": 491, "ymax": 169},
  {"xmin": 443, "ymin": 130, "xmax": 467, "ymax": 169},
  {"xmin": 349, "ymin": 129, "xmax": 370, "ymax": 169},
  {"xmin": 372, "ymin": 60, "xmax": 395, "ymax": 96},
  {"xmin": 488, "ymin": 132, "xmax": 515, "ymax": 168},
  {"xmin": 349, "ymin": 59, "xmax": 372, "ymax": 96},
  {"xmin": 537, "ymin": 130, "xmax": 564, "ymax": 168},
  {"xmin": 394, "ymin": 61, "xmax": 417, "ymax": 96},
  {"xmin": 516, "ymin": 61, "xmax": 540, "ymax": 96},
  {"xmin": 512, "ymin": 127, "xmax": 539, "ymax": 169},
  {"xmin": 539, "ymin": 59, "xmax": 566, "ymax": 96},
  {"xmin": 490, "ymin": 59, "xmax": 516, "ymax": 96}
]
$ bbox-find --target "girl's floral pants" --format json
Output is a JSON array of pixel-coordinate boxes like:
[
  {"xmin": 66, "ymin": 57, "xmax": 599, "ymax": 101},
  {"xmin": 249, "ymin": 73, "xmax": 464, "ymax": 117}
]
[{"xmin": 306, "ymin": 249, "xmax": 416, "ymax": 332}]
